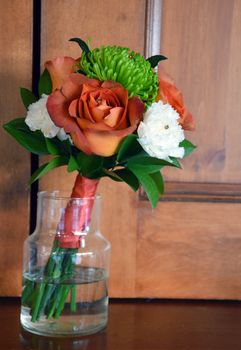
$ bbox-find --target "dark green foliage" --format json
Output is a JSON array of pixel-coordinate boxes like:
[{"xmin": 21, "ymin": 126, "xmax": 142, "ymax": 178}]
[
  {"xmin": 38, "ymin": 69, "xmax": 52, "ymax": 96},
  {"xmin": 146, "ymin": 54, "xmax": 167, "ymax": 68},
  {"xmin": 20, "ymin": 88, "xmax": 37, "ymax": 109}
]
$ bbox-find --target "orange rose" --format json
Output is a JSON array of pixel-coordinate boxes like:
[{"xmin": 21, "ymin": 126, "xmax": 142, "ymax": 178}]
[
  {"xmin": 157, "ymin": 66, "xmax": 195, "ymax": 131},
  {"xmin": 46, "ymin": 73, "xmax": 144, "ymax": 156},
  {"xmin": 45, "ymin": 56, "xmax": 78, "ymax": 91}
]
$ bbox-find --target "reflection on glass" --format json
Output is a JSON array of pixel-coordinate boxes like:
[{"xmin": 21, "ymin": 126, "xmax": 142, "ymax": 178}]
[{"xmin": 20, "ymin": 327, "xmax": 107, "ymax": 350}]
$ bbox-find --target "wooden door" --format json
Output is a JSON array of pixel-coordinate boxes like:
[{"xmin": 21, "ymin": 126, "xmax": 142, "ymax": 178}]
[
  {"xmin": 0, "ymin": 1, "xmax": 32, "ymax": 295},
  {"xmin": 1, "ymin": 0, "xmax": 241, "ymax": 299},
  {"xmin": 133, "ymin": 0, "xmax": 241, "ymax": 300}
]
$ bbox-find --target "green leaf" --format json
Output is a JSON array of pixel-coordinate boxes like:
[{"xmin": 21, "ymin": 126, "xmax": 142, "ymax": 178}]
[
  {"xmin": 102, "ymin": 168, "xmax": 140, "ymax": 192},
  {"xmin": 77, "ymin": 69, "xmax": 87, "ymax": 75},
  {"xmin": 146, "ymin": 55, "xmax": 167, "ymax": 68},
  {"xmin": 129, "ymin": 162, "xmax": 163, "ymax": 174},
  {"xmin": 127, "ymin": 155, "xmax": 182, "ymax": 170},
  {"xmin": 102, "ymin": 169, "xmax": 123, "ymax": 182},
  {"xmin": 180, "ymin": 139, "xmax": 197, "ymax": 157},
  {"xmin": 169, "ymin": 157, "xmax": 182, "ymax": 169},
  {"xmin": 3, "ymin": 118, "xmax": 49, "ymax": 155},
  {"xmin": 45, "ymin": 138, "xmax": 60, "ymax": 155},
  {"xmin": 30, "ymin": 156, "xmax": 68, "ymax": 184},
  {"xmin": 117, "ymin": 134, "xmax": 143, "ymax": 162},
  {"xmin": 114, "ymin": 168, "xmax": 140, "ymax": 192},
  {"xmin": 67, "ymin": 155, "xmax": 79, "ymax": 172},
  {"xmin": 150, "ymin": 171, "xmax": 164, "ymax": 194},
  {"xmin": 76, "ymin": 152, "xmax": 103, "ymax": 178},
  {"xmin": 103, "ymin": 155, "xmax": 116, "ymax": 169},
  {"xmin": 20, "ymin": 88, "xmax": 37, "ymax": 109},
  {"xmin": 45, "ymin": 137, "xmax": 71, "ymax": 156},
  {"xmin": 69, "ymin": 37, "xmax": 91, "ymax": 55},
  {"xmin": 38, "ymin": 69, "xmax": 52, "ymax": 96},
  {"xmin": 128, "ymin": 164, "xmax": 160, "ymax": 208}
]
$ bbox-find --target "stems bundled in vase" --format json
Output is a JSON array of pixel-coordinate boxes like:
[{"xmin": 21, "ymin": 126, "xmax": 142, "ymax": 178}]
[
  {"xmin": 21, "ymin": 175, "xmax": 99, "ymax": 321},
  {"xmin": 22, "ymin": 244, "xmax": 78, "ymax": 321}
]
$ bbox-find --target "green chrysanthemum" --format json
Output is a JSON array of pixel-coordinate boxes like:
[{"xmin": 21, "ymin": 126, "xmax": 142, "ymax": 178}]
[{"xmin": 80, "ymin": 46, "xmax": 158, "ymax": 106}]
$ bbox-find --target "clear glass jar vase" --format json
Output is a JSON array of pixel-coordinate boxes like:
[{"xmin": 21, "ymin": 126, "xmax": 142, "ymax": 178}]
[{"xmin": 20, "ymin": 191, "xmax": 111, "ymax": 337}]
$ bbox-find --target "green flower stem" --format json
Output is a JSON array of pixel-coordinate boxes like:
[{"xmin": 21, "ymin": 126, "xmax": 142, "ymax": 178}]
[
  {"xmin": 44, "ymin": 249, "xmax": 77, "ymax": 319},
  {"xmin": 23, "ymin": 241, "xmax": 78, "ymax": 322},
  {"xmin": 70, "ymin": 285, "xmax": 77, "ymax": 312},
  {"xmin": 29, "ymin": 243, "xmax": 62, "ymax": 320},
  {"xmin": 31, "ymin": 282, "xmax": 46, "ymax": 322},
  {"xmin": 36, "ymin": 284, "xmax": 56, "ymax": 321},
  {"xmin": 46, "ymin": 288, "xmax": 62, "ymax": 320},
  {"xmin": 22, "ymin": 280, "xmax": 34, "ymax": 305},
  {"xmin": 53, "ymin": 286, "xmax": 71, "ymax": 319}
]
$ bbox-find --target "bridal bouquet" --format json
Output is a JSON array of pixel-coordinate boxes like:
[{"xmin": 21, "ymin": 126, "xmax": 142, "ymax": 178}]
[{"xmin": 3, "ymin": 38, "xmax": 195, "ymax": 321}]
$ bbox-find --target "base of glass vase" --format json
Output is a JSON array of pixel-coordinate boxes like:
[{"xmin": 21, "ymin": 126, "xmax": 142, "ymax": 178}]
[{"xmin": 20, "ymin": 306, "xmax": 108, "ymax": 337}]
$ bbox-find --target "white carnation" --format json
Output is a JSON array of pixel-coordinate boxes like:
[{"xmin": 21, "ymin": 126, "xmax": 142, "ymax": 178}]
[
  {"xmin": 25, "ymin": 94, "xmax": 68, "ymax": 140},
  {"xmin": 137, "ymin": 101, "xmax": 185, "ymax": 161}
]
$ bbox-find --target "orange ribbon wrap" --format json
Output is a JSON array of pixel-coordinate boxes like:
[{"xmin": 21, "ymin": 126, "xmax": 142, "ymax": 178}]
[{"xmin": 56, "ymin": 175, "xmax": 99, "ymax": 248}]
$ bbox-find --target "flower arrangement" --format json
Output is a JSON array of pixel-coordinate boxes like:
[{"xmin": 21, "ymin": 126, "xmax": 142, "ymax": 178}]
[{"xmin": 3, "ymin": 37, "xmax": 195, "ymax": 321}]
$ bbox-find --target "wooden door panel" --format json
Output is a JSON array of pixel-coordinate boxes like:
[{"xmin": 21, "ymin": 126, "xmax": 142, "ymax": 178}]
[
  {"xmin": 134, "ymin": 0, "xmax": 241, "ymax": 299},
  {"xmin": 136, "ymin": 201, "xmax": 241, "ymax": 299},
  {"xmin": 0, "ymin": 0, "xmax": 32, "ymax": 295},
  {"xmin": 161, "ymin": 0, "xmax": 241, "ymax": 184}
]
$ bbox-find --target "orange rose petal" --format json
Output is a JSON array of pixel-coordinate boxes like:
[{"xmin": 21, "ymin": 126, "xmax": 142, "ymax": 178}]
[
  {"xmin": 104, "ymin": 107, "xmax": 123, "ymax": 127},
  {"xmin": 158, "ymin": 66, "xmax": 195, "ymax": 131},
  {"xmin": 98, "ymin": 101, "xmax": 109, "ymax": 109},
  {"xmin": 45, "ymin": 56, "xmax": 78, "ymax": 91},
  {"xmin": 82, "ymin": 99, "xmax": 95, "ymax": 122},
  {"xmin": 179, "ymin": 109, "xmax": 195, "ymax": 131},
  {"xmin": 61, "ymin": 77, "xmax": 83, "ymax": 101},
  {"xmin": 101, "ymin": 81, "xmax": 128, "ymax": 105},
  {"xmin": 90, "ymin": 107, "xmax": 105, "ymax": 121},
  {"xmin": 109, "ymin": 123, "xmax": 137, "ymax": 137},
  {"xmin": 101, "ymin": 80, "xmax": 119, "ymax": 89},
  {"xmin": 77, "ymin": 117, "xmax": 112, "ymax": 131},
  {"xmin": 91, "ymin": 105, "xmax": 111, "ymax": 122},
  {"xmin": 116, "ymin": 104, "xmax": 128, "ymax": 129},
  {"xmin": 101, "ymin": 92, "xmax": 119, "ymax": 107},
  {"xmin": 69, "ymin": 98, "xmax": 79, "ymax": 117},
  {"xmin": 110, "ymin": 88, "xmax": 128, "ymax": 129},
  {"xmin": 84, "ymin": 130, "xmax": 123, "ymax": 156},
  {"xmin": 47, "ymin": 90, "xmax": 92, "ymax": 155},
  {"xmin": 89, "ymin": 94, "xmax": 98, "ymax": 108},
  {"xmin": 69, "ymin": 74, "xmax": 94, "ymax": 87},
  {"xmin": 127, "ymin": 96, "xmax": 145, "ymax": 125},
  {"xmin": 81, "ymin": 80, "xmax": 100, "ymax": 95},
  {"xmin": 70, "ymin": 130, "xmax": 92, "ymax": 155},
  {"xmin": 108, "ymin": 97, "xmax": 144, "ymax": 137}
]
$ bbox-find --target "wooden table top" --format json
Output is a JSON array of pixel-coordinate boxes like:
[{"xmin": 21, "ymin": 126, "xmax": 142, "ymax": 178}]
[{"xmin": 1, "ymin": 298, "xmax": 241, "ymax": 349}]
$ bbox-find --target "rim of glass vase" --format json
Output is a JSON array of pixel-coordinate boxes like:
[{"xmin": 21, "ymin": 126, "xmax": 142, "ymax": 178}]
[{"xmin": 37, "ymin": 191, "xmax": 101, "ymax": 201}]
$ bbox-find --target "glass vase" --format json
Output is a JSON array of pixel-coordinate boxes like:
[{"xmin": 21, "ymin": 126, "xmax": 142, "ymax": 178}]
[{"xmin": 20, "ymin": 191, "xmax": 111, "ymax": 337}]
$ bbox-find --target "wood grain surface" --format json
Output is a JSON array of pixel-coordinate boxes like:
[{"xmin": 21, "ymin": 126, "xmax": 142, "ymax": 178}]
[
  {"xmin": 2, "ymin": 298, "xmax": 241, "ymax": 350},
  {"xmin": 136, "ymin": 201, "xmax": 241, "ymax": 299},
  {"xmin": 161, "ymin": 0, "xmax": 241, "ymax": 184},
  {"xmin": 134, "ymin": 0, "xmax": 241, "ymax": 300},
  {"xmin": 1, "ymin": 0, "xmax": 241, "ymax": 300},
  {"xmin": 0, "ymin": 1, "xmax": 32, "ymax": 295}
]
